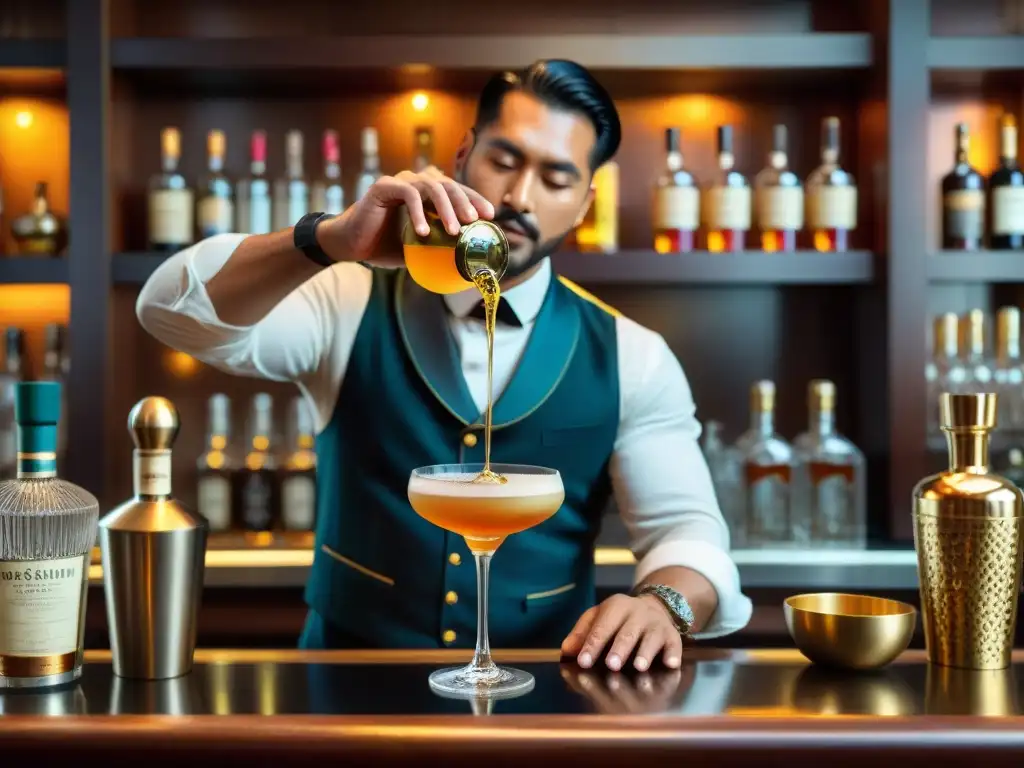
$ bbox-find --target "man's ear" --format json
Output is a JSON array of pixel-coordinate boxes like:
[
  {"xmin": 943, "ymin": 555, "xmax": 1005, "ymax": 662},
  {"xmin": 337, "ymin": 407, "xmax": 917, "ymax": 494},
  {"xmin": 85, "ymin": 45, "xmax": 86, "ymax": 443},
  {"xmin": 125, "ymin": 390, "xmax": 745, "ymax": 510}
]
[
  {"xmin": 574, "ymin": 184, "xmax": 596, "ymax": 228},
  {"xmin": 454, "ymin": 129, "xmax": 475, "ymax": 176}
]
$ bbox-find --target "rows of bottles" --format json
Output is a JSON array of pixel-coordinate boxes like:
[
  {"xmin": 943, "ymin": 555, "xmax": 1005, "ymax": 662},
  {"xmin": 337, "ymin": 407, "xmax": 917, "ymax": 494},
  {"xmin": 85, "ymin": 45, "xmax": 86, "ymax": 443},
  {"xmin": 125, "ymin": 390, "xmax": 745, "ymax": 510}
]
[
  {"xmin": 196, "ymin": 393, "xmax": 318, "ymax": 534},
  {"xmin": 941, "ymin": 115, "xmax": 1024, "ymax": 250},
  {"xmin": 700, "ymin": 379, "xmax": 866, "ymax": 550},
  {"xmin": 0, "ymin": 325, "xmax": 69, "ymax": 477}
]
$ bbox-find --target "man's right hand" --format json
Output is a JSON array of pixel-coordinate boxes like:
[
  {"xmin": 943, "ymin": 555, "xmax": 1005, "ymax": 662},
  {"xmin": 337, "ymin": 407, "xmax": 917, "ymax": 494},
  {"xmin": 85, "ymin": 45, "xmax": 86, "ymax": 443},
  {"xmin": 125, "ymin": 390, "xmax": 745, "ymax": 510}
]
[{"xmin": 317, "ymin": 168, "xmax": 495, "ymax": 265}]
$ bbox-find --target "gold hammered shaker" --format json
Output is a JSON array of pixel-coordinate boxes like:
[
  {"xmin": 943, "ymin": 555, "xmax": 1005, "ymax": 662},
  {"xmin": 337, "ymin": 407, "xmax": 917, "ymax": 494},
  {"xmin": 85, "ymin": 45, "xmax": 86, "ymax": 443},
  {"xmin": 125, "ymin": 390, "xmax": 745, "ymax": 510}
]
[{"xmin": 913, "ymin": 393, "xmax": 1024, "ymax": 670}]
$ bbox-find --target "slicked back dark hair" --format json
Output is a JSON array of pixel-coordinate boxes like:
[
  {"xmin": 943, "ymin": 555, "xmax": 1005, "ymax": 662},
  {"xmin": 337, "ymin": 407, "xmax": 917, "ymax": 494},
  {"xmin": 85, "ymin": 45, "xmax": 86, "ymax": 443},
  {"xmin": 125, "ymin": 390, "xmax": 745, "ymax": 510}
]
[{"xmin": 473, "ymin": 59, "xmax": 622, "ymax": 172}]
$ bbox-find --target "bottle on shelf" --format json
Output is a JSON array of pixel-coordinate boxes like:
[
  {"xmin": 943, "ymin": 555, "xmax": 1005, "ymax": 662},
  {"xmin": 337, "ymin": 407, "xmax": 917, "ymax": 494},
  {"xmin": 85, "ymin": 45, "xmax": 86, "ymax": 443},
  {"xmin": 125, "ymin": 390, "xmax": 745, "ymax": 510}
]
[
  {"xmin": 699, "ymin": 420, "xmax": 743, "ymax": 547},
  {"xmin": 355, "ymin": 127, "xmax": 381, "ymax": 202},
  {"xmin": 0, "ymin": 328, "xmax": 24, "ymax": 480},
  {"xmin": 652, "ymin": 127, "xmax": 699, "ymax": 254},
  {"xmin": 311, "ymin": 129, "xmax": 344, "ymax": 216},
  {"xmin": 941, "ymin": 122, "xmax": 986, "ymax": 250},
  {"xmin": 999, "ymin": 447, "xmax": 1024, "ymax": 490},
  {"xmin": 148, "ymin": 127, "xmax": 194, "ymax": 252},
  {"xmin": 573, "ymin": 160, "xmax": 619, "ymax": 253},
  {"xmin": 960, "ymin": 308, "xmax": 993, "ymax": 394},
  {"xmin": 273, "ymin": 130, "xmax": 308, "ymax": 231},
  {"xmin": 754, "ymin": 124, "xmax": 803, "ymax": 252},
  {"xmin": 925, "ymin": 312, "xmax": 967, "ymax": 447},
  {"xmin": 233, "ymin": 393, "xmax": 279, "ymax": 532},
  {"xmin": 197, "ymin": 129, "xmax": 234, "ymax": 239},
  {"xmin": 10, "ymin": 182, "xmax": 66, "ymax": 257},
  {"xmin": 993, "ymin": 306, "xmax": 1023, "ymax": 440},
  {"xmin": 791, "ymin": 380, "xmax": 866, "ymax": 548},
  {"xmin": 805, "ymin": 117, "xmax": 857, "ymax": 252},
  {"xmin": 737, "ymin": 380, "xmax": 793, "ymax": 547},
  {"xmin": 236, "ymin": 130, "xmax": 272, "ymax": 235},
  {"xmin": 0, "ymin": 381, "xmax": 99, "ymax": 690},
  {"xmin": 703, "ymin": 124, "xmax": 750, "ymax": 253},
  {"xmin": 280, "ymin": 396, "xmax": 317, "ymax": 532},
  {"xmin": 40, "ymin": 323, "xmax": 69, "ymax": 470},
  {"xmin": 990, "ymin": 114, "xmax": 1024, "ymax": 250},
  {"xmin": 412, "ymin": 126, "xmax": 434, "ymax": 173},
  {"xmin": 197, "ymin": 393, "xmax": 235, "ymax": 533}
]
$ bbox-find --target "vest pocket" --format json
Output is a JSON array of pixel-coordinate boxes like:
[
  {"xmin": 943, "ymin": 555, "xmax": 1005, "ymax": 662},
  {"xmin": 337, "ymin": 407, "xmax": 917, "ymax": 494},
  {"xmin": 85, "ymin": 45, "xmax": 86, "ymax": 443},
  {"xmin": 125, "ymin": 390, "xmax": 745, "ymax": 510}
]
[
  {"xmin": 522, "ymin": 581, "xmax": 576, "ymax": 612},
  {"xmin": 319, "ymin": 544, "xmax": 395, "ymax": 587}
]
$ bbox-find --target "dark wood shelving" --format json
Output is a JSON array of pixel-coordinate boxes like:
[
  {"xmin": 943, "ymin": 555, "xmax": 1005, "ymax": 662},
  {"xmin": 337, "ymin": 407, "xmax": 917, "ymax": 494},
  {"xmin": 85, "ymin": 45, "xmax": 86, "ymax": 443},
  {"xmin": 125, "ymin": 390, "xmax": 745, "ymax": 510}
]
[
  {"xmin": 0, "ymin": 38, "xmax": 65, "ymax": 68},
  {"xmin": 927, "ymin": 36, "xmax": 1024, "ymax": 70},
  {"xmin": 928, "ymin": 251, "xmax": 1024, "ymax": 283},
  {"xmin": 113, "ymin": 252, "xmax": 169, "ymax": 284},
  {"xmin": 0, "ymin": 257, "xmax": 68, "ymax": 284}
]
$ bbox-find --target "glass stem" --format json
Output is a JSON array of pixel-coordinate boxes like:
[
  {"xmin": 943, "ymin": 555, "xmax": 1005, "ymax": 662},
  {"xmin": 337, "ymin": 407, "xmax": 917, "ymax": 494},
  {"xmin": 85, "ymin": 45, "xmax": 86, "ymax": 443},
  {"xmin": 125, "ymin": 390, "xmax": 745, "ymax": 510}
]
[{"xmin": 470, "ymin": 552, "xmax": 495, "ymax": 671}]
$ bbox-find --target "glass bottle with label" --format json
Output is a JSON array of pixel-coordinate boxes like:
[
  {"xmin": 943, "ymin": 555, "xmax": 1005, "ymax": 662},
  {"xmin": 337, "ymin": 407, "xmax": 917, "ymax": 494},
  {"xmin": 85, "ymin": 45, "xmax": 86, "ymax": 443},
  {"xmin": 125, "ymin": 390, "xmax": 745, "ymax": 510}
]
[
  {"xmin": 791, "ymin": 380, "xmax": 866, "ymax": 548},
  {"xmin": 960, "ymin": 308, "xmax": 993, "ymax": 394},
  {"xmin": 993, "ymin": 307, "xmax": 1023, "ymax": 439},
  {"xmin": 196, "ymin": 393, "xmax": 235, "ymax": 533},
  {"xmin": 236, "ymin": 130, "xmax": 272, "ymax": 235},
  {"xmin": 273, "ymin": 130, "xmax": 308, "ymax": 230},
  {"xmin": 10, "ymin": 182, "xmax": 67, "ymax": 256},
  {"xmin": 233, "ymin": 393, "xmax": 279, "ymax": 532},
  {"xmin": 413, "ymin": 126, "xmax": 434, "ymax": 173},
  {"xmin": 148, "ymin": 127, "xmax": 194, "ymax": 252},
  {"xmin": 197, "ymin": 130, "xmax": 234, "ymax": 239},
  {"xmin": 990, "ymin": 114, "xmax": 1024, "ymax": 250},
  {"xmin": 941, "ymin": 123, "xmax": 986, "ymax": 250},
  {"xmin": 355, "ymin": 127, "xmax": 381, "ymax": 202},
  {"xmin": 652, "ymin": 127, "xmax": 699, "ymax": 254},
  {"xmin": 703, "ymin": 125, "xmax": 750, "ymax": 253},
  {"xmin": 806, "ymin": 117, "xmax": 857, "ymax": 253},
  {"xmin": 280, "ymin": 396, "xmax": 317, "ymax": 532},
  {"xmin": 925, "ymin": 312, "xmax": 967, "ymax": 449},
  {"xmin": 573, "ymin": 160, "xmax": 619, "ymax": 253},
  {"xmin": 0, "ymin": 381, "xmax": 99, "ymax": 690},
  {"xmin": 754, "ymin": 124, "xmax": 803, "ymax": 252},
  {"xmin": 0, "ymin": 328, "xmax": 23, "ymax": 480},
  {"xmin": 700, "ymin": 420, "xmax": 743, "ymax": 547},
  {"xmin": 737, "ymin": 380, "xmax": 793, "ymax": 547},
  {"xmin": 311, "ymin": 129, "xmax": 344, "ymax": 216}
]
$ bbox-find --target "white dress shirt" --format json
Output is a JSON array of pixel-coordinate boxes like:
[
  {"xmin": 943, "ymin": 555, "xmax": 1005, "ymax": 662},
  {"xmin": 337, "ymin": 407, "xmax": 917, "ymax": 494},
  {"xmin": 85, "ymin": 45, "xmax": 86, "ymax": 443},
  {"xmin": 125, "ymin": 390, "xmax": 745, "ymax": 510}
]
[{"xmin": 135, "ymin": 233, "xmax": 753, "ymax": 639}]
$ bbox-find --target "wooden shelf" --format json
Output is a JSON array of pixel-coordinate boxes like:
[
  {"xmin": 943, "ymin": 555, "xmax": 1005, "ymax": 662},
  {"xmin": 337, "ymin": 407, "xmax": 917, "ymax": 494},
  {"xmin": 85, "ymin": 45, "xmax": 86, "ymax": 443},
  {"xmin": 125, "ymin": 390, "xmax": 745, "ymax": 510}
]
[
  {"xmin": 928, "ymin": 251, "xmax": 1024, "ymax": 283},
  {"xmin": 0, "ymin": 257, "xmax": 68, "ymax": 284},
  {"xmin": 0, "ymin": 39, "xmax": 64, "ymax": 68},
  {"xmin": 113, "ymin": 252, "xmax": 169, "ymax": 284},
  {"xmin": 928, "ymin": 36, "xmax": 1024, "ymax": 70}
]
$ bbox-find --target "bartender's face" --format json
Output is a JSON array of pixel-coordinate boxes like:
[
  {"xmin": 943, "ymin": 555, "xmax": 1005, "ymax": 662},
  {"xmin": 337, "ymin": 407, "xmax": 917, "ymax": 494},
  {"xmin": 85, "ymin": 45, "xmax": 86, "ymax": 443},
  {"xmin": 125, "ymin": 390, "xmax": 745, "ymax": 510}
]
[{"xmin": 455, "ymin": 91, "xmax": 597, "ymax": 280}]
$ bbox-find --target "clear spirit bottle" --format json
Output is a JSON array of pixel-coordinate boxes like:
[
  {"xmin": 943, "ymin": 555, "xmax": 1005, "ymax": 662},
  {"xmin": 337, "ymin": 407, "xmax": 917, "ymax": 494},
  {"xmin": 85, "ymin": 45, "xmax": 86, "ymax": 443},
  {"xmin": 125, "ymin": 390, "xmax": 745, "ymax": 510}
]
[
  {"xmin": 232, "ymin": 393, "xmax": 279, "ymax": 532},
  {"xmin": 792, "ymin": 380, "xmax": 867, "ymax": 548},
  {"xmin": 993, "ymin": 306, "xmax": 1023, "ymax": 443},
  {"xmin": 925, "ymin": 312, "xmax": 966, "ymax": 449},
  {"xmin": 700, "ymin": 420, "xmax": 743, "ymax": 547},
  {"xmin": 273, "ymin": 130, "xmax": 308, "ymax": 230},
  {"xmin": 355, "ymin": 127, "xmax": 381, "ymax": 203},
  {"xmin": 754, "ymin": 124, "xmax": 802, "ymax": 252},
  {"xmin": 961, "ymin": 309, "xmax": 993, "ymax": 394},
  {"xmin": 196, "ymin": 129, "xmax": 234, "ymax": 239},
  {"xmin": 196, "ymin": 394, "xmax": 235, "ymax": 533},
  {"xmin": 236, "ymin": 130, "xmax": 272, "ymax": 235},
  {"xmin": 147, "ymin": 127, "xmax": 194, "ymax": 252},
  {"xmin": 280, "ymin": 396, "xmax": 317, "ymax": 532},
  {"xmin": 0, "ymin": 382, "xmax": 98, "ymax": 689},
  {"xmin": 737, "ymin": 380, "xmax": 793, "ymax": 546},
  {"xmin": 806, "ymin": 117, "xmax": 857, "ymax": 252},
  {"xmin": 652, "ymin": 127, "xmax": 699, "ymax": 254},
  {"xmin": 311, "ymin": 130, "xmax": 344, "ymax": 216}
]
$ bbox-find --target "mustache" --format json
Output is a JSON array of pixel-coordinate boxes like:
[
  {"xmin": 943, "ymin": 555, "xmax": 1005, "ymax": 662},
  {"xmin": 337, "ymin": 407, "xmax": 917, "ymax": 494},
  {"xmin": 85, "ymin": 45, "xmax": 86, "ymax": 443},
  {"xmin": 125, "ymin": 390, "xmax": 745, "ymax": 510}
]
[{"xmin": 492, "ymin": 206, "xmax": 540, "ymax": 242}]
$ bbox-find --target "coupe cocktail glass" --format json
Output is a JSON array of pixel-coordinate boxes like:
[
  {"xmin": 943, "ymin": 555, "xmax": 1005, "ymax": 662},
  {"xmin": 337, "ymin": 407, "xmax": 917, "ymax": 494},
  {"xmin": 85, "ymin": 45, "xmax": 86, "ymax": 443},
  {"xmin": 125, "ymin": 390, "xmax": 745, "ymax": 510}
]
[{"xmin": 408, "ymin": 463, "xmax": 565, "ymax": 698}]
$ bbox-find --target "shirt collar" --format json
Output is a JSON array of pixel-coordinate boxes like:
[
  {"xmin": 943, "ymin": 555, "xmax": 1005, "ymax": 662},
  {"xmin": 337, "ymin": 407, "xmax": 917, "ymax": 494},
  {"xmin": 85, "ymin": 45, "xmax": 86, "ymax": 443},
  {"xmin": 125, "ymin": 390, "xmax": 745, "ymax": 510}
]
[{"xmin": 442, "ymin": 258, "xmax": 552, "ymax": 326}]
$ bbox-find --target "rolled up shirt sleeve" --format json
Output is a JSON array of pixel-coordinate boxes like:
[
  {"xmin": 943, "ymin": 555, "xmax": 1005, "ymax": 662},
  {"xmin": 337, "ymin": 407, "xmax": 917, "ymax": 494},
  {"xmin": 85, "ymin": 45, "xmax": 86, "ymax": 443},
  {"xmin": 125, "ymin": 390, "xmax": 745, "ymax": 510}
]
[{"xmin": 611, "ymin": 317, "xmax": 753, "ymax": 640}]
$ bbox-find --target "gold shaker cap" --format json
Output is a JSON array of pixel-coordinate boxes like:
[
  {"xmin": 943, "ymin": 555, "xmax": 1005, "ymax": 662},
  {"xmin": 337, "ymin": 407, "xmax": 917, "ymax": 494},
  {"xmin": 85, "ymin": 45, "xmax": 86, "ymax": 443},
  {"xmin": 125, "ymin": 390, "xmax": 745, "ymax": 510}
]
[
  {"xmin": 939, "ymin": 392, "xmax": 996, "ymax": 432},
  {"xmin": 750, "ymin": 380, "xmax": 776, "ymax": 413},
  {"xmin": 455, "ymin": 220, "xmax": 509, "ymax": 282},
  {"xmin": 128, "ymin": 396, "xmax": 180, "ymax": 450}
]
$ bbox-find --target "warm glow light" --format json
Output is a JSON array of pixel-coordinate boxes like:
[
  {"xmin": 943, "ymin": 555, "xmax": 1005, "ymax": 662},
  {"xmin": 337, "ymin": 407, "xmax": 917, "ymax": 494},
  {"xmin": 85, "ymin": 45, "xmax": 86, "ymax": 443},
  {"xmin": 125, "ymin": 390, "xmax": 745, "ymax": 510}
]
[
  {"xmin": 14, "ymin": 110, "xmax": 33, "ymax": 129},
  {"xmin": 411, "ymin": 92, "xmax": 429, "ymax": 112},
  {"xmin": 164, "ymin": 349, "xmax": 199, "ymax": 378}
]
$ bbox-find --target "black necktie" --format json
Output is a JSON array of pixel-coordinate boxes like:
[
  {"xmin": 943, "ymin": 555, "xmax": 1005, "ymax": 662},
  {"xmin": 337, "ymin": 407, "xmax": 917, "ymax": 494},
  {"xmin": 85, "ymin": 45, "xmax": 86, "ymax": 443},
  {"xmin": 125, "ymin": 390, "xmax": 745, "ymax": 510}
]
[{"xmin": 467, "ymin": 299, "xmax": 522, "ymax": 328}]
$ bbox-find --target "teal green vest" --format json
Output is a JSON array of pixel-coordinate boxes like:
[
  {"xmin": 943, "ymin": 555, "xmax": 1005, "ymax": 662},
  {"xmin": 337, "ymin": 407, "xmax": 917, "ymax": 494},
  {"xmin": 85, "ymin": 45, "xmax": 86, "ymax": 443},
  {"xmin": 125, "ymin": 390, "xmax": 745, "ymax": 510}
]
[{"xmin": 303, "ymin": 267, "xmax": 619, "ymax": 649}]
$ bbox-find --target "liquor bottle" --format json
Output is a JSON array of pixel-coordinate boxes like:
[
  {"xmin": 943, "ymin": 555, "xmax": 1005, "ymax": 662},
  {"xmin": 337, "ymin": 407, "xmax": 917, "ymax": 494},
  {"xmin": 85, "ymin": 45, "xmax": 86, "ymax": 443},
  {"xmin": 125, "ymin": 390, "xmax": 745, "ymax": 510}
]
[
  {"xmin": 400, "ymin": 215, "xmax": 508, "ymax": 294},
  {"xmin": 960, "ymin": 308, "xmax": 993, "ymax": 394},
  {"xmin": 280, "ymin": 396, "xmax": 317, "ymax": 532},
  {"xmin": 941, "ymin": 123, "xmax": 986, "ymax": 250},
  {"xmin": 273, "ymin": 130, "xmax": 308, "ymax": 231},
  {"xmin": 703, "ymin": 125, "xmax": 750, "ymax": 252},
  {"xmin": 147, "ymin": 127, "xmax": 194, "ymax": 252},
  {"xmin": 0, "ymin": 328, "xmax": 23, "ymax": 479},
  {"xmin": 999, "ymin": 447, "xmax": 1024, "ymax": 490},
  {"xmin": 754, "ymin": 124, "xmax": 803, "ymax": 252},
  {"xmin": 990, "ymin": 114, "xmax": 1024, "ymax": 250},
  {"xmin": 196, "ymin": 393, "xmax": 235, "ymax": 533},
  {"xmin": 40, "ymin": 324, "xmax": 69, "ymax": 470},
  {"xmin": 10, "ymin": 182, "xmax": 66, "ymax": 256},
  {"xmin": 806, "ymin": 117, "xmax": 857, "ymax": 252},
  {"xmin": 413, "ymin": 126, "xmax": 434, "ymax": 173},
  {"xmin": 925, "ymin": 313, "xmax": 967, "ymax": 447},
  {"xmin": 700, "ymin": 420, "xmax": 743, "ymax": 547},
  {"xmin": 310, "ymin": 130, "xmax": 344, "ymax": 216},
  {"xmin": 652, "ymin": 127, "xmax": 699, "ymax": 254},
  {"xmin": 233, "ymin": 393, "xmax": 279, "ymax": 532},
  {"xmin": 197, "ymin": 130, "xmax": 234, "ymax": 239},
  {"xmin": 737, "ymin": 380, "xmax": 793, "ymax": 546},
  {"xmin": 573, "ymin": 160, "xmax": 619, "ymax": 253},
  {"xmin": 0, "ymin": 381, "xmax": 99, "ymax": 689},
  {"xmin": 993, "ymin": 306, "xmax": 1023, "ymax": 439},
  {"xmin": 236, "ymin": 130, "xmax": 272, "ymax": 235},
  {"xmin": 355, "ymin": 127, "xmax": 381, "ymax": 202},
  {"xmin": 791, "ymin": 380, "xmax": 866, "ymax": 548}
]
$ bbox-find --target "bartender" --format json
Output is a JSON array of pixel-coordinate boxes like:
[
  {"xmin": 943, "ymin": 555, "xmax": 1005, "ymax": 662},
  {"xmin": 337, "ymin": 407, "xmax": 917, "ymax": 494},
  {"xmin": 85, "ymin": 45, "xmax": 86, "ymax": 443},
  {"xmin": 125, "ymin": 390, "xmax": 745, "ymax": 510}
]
[{"xmin": 136, "ymin": 59, "xmax": 752, "ymax": 671}]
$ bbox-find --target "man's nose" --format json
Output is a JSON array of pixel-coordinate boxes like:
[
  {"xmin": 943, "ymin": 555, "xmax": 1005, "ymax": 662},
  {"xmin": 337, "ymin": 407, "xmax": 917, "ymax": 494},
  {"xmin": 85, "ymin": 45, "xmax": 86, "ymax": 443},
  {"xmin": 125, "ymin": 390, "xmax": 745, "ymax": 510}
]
[{"xmin": 503, "ymin": 169, "xmax": 536, "ymax": 214}]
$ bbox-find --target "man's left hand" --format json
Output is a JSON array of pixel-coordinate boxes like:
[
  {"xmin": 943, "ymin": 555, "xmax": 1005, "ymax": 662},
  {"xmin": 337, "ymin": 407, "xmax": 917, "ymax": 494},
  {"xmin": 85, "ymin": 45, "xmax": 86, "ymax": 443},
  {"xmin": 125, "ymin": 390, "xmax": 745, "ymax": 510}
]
[{"xmin": 561, "ymin": 594, "xmax": 683, "ymax": 672}]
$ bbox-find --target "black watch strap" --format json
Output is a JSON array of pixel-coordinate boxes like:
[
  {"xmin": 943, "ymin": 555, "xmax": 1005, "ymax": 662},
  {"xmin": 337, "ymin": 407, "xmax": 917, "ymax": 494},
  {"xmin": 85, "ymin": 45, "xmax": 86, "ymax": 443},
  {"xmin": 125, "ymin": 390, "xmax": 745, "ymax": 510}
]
[{"xmin": 293, "ymin": 212, "xmax": 335, "ymax": 268}]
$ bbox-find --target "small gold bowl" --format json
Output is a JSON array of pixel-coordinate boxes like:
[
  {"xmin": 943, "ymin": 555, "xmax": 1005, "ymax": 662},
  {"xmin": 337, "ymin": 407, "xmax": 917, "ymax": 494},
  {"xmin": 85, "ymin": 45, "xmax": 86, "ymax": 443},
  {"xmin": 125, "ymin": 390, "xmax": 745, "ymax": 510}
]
[{"xmin": 784, "ymin": 593, "xmax": 917, "ymax": 671}]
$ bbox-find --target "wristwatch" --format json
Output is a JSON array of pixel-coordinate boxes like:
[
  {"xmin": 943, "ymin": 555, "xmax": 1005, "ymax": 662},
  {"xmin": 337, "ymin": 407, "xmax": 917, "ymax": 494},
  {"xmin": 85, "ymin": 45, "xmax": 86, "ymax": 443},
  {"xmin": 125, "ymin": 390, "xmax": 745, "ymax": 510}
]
[
  {"xmin": 632, "ymin": 584, "xmax": 695, "ymax": 640},
  {"xmin": 293, "ymin": 211, "xmax": 336, "ymax": 268}
]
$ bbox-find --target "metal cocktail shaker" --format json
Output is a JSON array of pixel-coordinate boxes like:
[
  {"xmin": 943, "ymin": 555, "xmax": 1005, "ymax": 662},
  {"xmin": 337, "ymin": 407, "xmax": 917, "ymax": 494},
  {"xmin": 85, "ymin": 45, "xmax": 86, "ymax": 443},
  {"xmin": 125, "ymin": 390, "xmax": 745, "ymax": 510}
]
[
  {"xmin": 99, "ymin": 397, "xmax": 208, "ymax": 679},
  {"xmin": 913, "ymin": 392, "xmax": 1024, "ymax": 671}
]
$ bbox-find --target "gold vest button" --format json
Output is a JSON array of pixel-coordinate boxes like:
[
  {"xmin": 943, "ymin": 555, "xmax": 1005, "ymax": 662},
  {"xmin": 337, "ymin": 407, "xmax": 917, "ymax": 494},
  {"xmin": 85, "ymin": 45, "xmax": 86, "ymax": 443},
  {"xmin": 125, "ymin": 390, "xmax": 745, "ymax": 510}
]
[
  {"xmin": 463, "ymin": 432, "xmax": 478, "ymax": 448},
  {"xmin": 445, "ymin": 591, "xmax": 458, "ymax": 605},
  {"xmin": 442, "ymin": 629, "xmax": 456, "ymax": 645},
  {"xmin": 448, "ymin": 552, "xmax": 462, "ymax": 566}
]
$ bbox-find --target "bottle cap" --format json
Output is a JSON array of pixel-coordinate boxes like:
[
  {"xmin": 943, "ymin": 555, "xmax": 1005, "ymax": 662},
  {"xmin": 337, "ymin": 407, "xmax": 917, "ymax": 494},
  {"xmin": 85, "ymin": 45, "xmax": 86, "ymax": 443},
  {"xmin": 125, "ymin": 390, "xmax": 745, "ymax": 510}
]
[
  {"xmin": 940, "ymin": 392, "xmax": 996, "ymax": 431},
  {"xmin": 809, "ymin": 379, "xmax": 836, "ymax": 411},
  {"xmin": 455, "ymin": 220, "xmax": 509, "ymax": 283},
  {"xmin": 750, "ymin": 380, "xmax": 775, "ymax": 414},
  {"xmin": 15, "ymin": 381, "xmax": 61, "ymax": 426},
  {"xmin": 128, "ymin": 396, "xmax": 180, "ymax": 450}
]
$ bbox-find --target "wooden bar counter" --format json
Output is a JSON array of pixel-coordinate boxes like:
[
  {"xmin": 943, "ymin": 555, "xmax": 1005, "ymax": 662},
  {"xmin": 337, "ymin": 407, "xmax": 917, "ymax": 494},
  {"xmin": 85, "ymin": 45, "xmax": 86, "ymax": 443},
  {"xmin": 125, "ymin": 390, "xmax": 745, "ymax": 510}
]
[{"xmin": 2, "ymin": 648, "xmax": 1024, "ymax": 765}]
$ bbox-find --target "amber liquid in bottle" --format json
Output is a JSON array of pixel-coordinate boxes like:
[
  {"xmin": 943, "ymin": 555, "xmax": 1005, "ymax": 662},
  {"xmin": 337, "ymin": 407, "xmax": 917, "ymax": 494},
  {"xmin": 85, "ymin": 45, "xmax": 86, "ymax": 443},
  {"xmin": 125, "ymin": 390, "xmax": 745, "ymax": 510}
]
[
  {"xmin": 941, "ymin": 123, "xmax": 986, "ymax": 250},
  {"xmin": 754, "ymin": 124, "xmax": 802, "ymax": 252},
  {"xmin": 652, "ymin": 127, "xmax": 699, "ymax": 253},
  {"xmin": 806, "ymin": 117, "xmax": 857, "ymax": 252},
  {"xmin": 704, "ymin": 125, "xmax": 750, "ymax": 252}
]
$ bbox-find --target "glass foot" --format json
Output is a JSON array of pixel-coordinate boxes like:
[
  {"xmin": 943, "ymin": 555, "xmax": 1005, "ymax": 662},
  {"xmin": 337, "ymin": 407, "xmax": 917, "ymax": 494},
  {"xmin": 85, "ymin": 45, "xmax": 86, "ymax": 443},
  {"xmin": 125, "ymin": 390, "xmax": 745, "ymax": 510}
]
[{"xmin": 428, "ymin": 663, "xmax": 535, "ymax": 700}]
